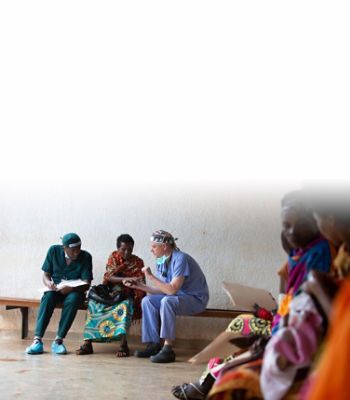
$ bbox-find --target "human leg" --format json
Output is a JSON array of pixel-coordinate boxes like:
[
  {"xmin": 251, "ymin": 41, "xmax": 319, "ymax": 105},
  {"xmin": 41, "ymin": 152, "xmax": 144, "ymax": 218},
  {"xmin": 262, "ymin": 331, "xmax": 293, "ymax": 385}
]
[
  {"xmin": 57, "ymin": 291, "xmax": 85, "ymax": 338},
  {"xmin": 158, "ymin": 294, "xmax": 205, "ymax": 341},
  {"xmin": 171, "ymin": 314, "xmax": 256, "ymax": 397},
  {"xmin": 26, "ymin": 291, "xmax": 59, "ymax": 354},
  {"xmin": 35, "ymin": 291, "xmax": 60, "ymax": 337},
  {"xmin": 151, "ymin": 295, "xmax": 206, "ymax": 363},
  {"xmin": 77, "ymin": 298, "xmax": 134, "ymax": 356},
  {"xmin": 76, "ymin": 339, "xmax": 93, "ymax": 355},
  {"xmin": 173, "ymin": 315, "xmax": 271, "ymax": 398},
  {"xmin": 116, "ymin": 334, "xmax": 130, "ymax": 357},
  {"xmin": 134, "ymin": 295, "xmax": 163, "ymax": 357},
  {"xmin": 141, "ymin": 294, "xmax": 163, "ymax": 342},
  {"xmin": 150, "ymin": 295, "xmax": 181, "ymax": 363},
  {"xmin": 52, "ymin": 291, "xmax": 84, "ymax": 354},
  {"xmin": 171, "ymin": 375, "xmax": 216, "ymax": 400}
]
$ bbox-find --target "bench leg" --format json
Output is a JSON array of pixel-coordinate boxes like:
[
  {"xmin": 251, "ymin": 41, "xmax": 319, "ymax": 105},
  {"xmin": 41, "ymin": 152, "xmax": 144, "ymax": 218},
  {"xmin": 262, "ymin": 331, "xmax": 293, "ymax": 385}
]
[
  {"xmin": 20, "ymin": 307, "xmax": 29, "ymax": 339},
  {"xmin": 5, "ymin": 306, "xmax": 29, "ymax": 339}
]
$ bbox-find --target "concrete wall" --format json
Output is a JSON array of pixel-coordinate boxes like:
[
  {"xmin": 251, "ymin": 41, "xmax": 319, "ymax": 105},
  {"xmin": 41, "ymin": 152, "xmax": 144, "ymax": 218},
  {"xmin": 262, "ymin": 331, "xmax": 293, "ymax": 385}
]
[
  {"xmin": 0, "ymin": 181, "xmax": 292, "ymax": 340},
  {"xmin": 0, "ymin": 1, "xmax": 345, "ymax": 344}
]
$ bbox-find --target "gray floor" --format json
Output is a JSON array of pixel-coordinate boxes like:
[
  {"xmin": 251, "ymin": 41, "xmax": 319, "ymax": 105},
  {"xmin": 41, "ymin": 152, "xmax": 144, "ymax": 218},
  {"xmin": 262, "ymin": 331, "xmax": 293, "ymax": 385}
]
[{"xmin": 0, "ymin": 331, "xmax": 207, "ymax": 400}]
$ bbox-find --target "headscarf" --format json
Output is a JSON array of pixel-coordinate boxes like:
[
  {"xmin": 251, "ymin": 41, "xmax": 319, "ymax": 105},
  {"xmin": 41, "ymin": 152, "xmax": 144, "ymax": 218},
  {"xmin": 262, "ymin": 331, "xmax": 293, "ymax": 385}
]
[
  {"xmin": 61, "ymin": 232, "xmax": 81, "ymax": 248},
  {"xmin": 150, "ymin": 230, "xmax": 180, "ymax": 250}
]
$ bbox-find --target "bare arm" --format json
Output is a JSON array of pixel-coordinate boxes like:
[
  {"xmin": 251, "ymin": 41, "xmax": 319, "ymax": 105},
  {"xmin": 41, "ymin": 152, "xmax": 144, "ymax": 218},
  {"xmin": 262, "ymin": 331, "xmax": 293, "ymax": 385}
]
[
  {"xmin": 107, "ymin": 276, "xmax": 139, "ymax": 283},
  {"xmin": 43, "ymin": 272, "xmax": 56, "ymax": 290},
  {"xmin": 123, "ymin": 267, "xmax": 185, "ymax": 296},
  {"xmin": 302, "ymin": 270, "xmax": 338, "ymax": 319},
  {"xmin": 123, "ymin": 280, "xmax": 164, "ymax": 294},
  {"xmin": 279, "ymin": 275, "xmax": 286, "ymax": 294},
  {"xmin": 146, "ymin": 269, "xmax": 185, "ymax": 295}
]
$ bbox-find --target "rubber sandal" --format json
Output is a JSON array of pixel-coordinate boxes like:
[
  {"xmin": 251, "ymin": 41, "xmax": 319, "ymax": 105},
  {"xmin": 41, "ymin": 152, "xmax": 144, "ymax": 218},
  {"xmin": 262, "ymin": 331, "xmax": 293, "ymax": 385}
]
[
  {"xmin": 171, "ymin": 383, "xmax": 189, "ymax": 400},
  {"xmin": 188, "ymin": 383, "xmax": 205, "ymax": 397},
  {"xmin": 180, "ymin": 385, "xmax": 189, "ymax": 400},
  {"xmin": 171, "ymin": 383, "xmax": 205, "ymax": 400},
  {"xmin": 116, "ymin": 344, "xmax": 130, "ymax": 357},
  {"xmin": 75, "ymin": 342, "xmax": 93, "ymax": 355}
]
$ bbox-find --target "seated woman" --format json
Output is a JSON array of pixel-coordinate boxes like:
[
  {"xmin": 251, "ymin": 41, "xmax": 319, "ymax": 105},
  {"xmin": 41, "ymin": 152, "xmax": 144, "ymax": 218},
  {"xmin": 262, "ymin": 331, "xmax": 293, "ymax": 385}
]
[
  {"xmin": 271, "ymin": 190, "xmax": 337, "ymax": 332},
  {"xmin": 76, "ymin": 234, "xmax": 145, "ymax": 357},
  {"xmin": 205, "ymin": 190, "xmax": 337, "ymax": 400},
  {"xmin": 172, "ymin": 190, "xmax": 335, "ymax": 400},
  {"xmin": 301, "ymin": 189, "xmax": 350, "ymax": 399}
]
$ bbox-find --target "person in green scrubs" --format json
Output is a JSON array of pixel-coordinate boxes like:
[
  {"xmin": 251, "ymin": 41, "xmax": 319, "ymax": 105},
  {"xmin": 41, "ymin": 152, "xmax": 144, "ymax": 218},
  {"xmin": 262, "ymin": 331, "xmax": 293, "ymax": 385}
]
[{"xmin": 25, "ymin": 233, "xmax": 93, "ymax": 355}]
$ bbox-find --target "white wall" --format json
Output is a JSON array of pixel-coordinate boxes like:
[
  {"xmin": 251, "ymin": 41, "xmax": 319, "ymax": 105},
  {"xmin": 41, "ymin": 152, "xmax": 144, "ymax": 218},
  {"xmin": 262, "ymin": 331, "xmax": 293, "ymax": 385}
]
[
  {"xmin": 1, "ymin": 1, "xmax": 347, "ymax": 340},
  {"xmin": 0, "ymin": 181, "xmax": 291, "ymax": 340}
]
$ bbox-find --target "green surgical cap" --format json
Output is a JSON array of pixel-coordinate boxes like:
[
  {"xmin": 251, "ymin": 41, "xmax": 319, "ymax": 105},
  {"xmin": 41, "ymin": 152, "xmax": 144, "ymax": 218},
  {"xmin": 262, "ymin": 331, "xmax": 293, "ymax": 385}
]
[{"xmin": 61, "ymin": 233, "xmax": 81, "ymax": 248}]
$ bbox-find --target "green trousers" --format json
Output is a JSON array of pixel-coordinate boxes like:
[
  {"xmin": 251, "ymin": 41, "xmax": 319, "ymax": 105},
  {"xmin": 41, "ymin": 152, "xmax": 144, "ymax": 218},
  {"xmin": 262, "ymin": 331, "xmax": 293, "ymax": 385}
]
[{"xmin": 35, "ymin": 291, "xmax": 85, "ymax": 338}]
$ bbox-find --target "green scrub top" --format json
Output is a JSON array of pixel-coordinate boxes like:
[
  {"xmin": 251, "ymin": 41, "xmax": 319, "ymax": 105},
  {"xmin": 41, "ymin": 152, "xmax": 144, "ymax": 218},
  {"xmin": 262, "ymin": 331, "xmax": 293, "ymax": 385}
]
[{"xmin": 41, "ymin": 245, "xmax": 93, "ymax": 284}]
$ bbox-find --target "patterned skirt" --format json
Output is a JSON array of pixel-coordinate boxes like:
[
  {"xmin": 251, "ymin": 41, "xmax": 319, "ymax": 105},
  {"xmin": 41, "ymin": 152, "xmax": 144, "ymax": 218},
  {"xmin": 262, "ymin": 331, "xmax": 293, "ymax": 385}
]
[
  {"xmin": 83, "ymin": 298, "xmax": 134, "ymax": 342},
  {"xmin": 200, "ymin": 314, "xmax": 271, "ymax": 383}
]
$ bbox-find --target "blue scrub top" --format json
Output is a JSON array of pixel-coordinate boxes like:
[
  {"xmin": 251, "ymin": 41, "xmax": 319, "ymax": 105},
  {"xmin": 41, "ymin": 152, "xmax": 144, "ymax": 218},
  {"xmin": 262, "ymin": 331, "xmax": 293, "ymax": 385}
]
[
  {"xmin": 42, "ymin": 245, "xmax": 93, "ymax": 284},
  {"xmin": 155, "ymin": 250, "xmax": 209, "ymax": 304}
]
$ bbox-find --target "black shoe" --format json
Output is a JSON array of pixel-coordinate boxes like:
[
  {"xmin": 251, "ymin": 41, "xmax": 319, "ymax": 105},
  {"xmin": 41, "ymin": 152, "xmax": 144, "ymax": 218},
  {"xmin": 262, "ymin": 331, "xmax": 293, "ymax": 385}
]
[
  {"xmin": 134, "ymin": 343, "xmax": 161, "ymax": 358},
  {"xmin": 150, "ymin": 348, "xmax": 176, "ymax": 363}
]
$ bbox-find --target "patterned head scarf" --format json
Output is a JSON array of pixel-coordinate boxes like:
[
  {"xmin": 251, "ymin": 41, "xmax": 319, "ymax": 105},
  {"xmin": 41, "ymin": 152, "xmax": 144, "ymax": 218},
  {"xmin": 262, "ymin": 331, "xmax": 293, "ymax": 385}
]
[{"xmin": 150, "ymin": 230, "xmax": 179, "ymax": 250}]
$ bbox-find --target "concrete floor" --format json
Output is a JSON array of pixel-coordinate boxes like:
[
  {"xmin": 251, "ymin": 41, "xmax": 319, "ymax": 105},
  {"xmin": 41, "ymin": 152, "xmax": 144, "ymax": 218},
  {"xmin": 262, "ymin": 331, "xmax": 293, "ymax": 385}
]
[{"xmin": 0, "ymin": 331, "xmax": 207, "ymax": 400}]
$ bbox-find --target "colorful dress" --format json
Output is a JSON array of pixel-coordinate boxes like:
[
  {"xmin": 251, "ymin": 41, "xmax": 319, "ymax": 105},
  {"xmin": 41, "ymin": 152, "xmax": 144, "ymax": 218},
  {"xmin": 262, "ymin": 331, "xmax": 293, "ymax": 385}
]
[
  {"xmin": 83, "ymin": 252, "xmax": 145, "ymax": 342},
  {"xmin": 207, "ymin": 238, "xmax": 335, "ymax": 400}
]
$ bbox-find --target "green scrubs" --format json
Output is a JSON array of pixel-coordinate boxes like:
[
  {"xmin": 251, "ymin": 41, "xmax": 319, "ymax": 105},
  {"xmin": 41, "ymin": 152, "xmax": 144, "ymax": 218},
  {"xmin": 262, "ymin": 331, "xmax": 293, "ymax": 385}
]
[{"xmin": 35, "ymin": 245, "xmax": 93, "ymax": 338}]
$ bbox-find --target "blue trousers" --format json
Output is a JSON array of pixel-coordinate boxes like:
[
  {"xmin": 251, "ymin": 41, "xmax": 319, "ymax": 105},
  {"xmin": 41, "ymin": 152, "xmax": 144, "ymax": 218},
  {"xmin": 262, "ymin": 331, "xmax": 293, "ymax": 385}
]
[
  {"xmin": 141, "ymin": 294, "xmax": 206, "ymax": 343},
  {"xmin": 35, "ymin": 291, "xmax": 85, "ymax": 338}
]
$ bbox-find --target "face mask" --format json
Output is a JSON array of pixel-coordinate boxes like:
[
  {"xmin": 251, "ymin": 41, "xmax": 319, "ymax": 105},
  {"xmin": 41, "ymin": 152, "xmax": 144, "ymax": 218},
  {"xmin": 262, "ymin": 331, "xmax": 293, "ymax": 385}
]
[{"xmin": 156, "ymin": 255, "xmax": 169, "ymax": 265}]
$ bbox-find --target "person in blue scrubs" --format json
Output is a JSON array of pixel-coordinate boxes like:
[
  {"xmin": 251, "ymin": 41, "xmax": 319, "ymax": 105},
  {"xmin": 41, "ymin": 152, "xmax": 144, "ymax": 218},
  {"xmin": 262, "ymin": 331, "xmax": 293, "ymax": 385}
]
[
  {"xmin": 125, "ymin": 230, "xmax": 209, "ymax": 363},
  {"xmin": 25, "ymin": 233, "xmax": 93, "ymax": 355}
]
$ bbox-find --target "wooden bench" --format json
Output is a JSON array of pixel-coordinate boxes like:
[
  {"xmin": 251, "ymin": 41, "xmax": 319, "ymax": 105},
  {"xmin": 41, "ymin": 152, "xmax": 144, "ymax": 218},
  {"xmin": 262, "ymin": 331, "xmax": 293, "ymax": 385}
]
[{"xmin": 0, "ymin": 296, "xmax": 248, "ymax": 339}]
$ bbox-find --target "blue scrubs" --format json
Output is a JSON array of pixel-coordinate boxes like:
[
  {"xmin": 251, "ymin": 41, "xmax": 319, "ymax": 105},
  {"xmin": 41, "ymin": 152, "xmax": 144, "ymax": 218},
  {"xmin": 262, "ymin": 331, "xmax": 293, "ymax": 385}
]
[{"xmin": 142, "ymin": 250, "xmax": 209, "ymax": 342}]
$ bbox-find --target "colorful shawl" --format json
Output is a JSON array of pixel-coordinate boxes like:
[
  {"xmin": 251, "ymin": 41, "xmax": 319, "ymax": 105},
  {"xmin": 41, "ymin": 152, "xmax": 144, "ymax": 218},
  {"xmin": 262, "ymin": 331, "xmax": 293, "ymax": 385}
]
[
  {"xmin": 103, "ymin": 251, "xmax": 145, "ymax": 320},
  {"xmin": 272, "ymin": 238, "xmax": 333, "ymax": 332},
  {"xmin": 286, "ymin": 238, "xmax": 332, "ymax": 295}
]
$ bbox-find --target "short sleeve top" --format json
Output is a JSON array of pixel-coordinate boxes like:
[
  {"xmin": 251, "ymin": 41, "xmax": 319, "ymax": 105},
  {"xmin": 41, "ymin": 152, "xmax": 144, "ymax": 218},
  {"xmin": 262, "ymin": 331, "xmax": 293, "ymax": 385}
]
[
  {"xmin": 155, "ymin": 250, "xmax": 209, "ymax": 305},
  {"xmin": 41, "ymin": 245, "xmax": 93, "ymax": 284}
]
